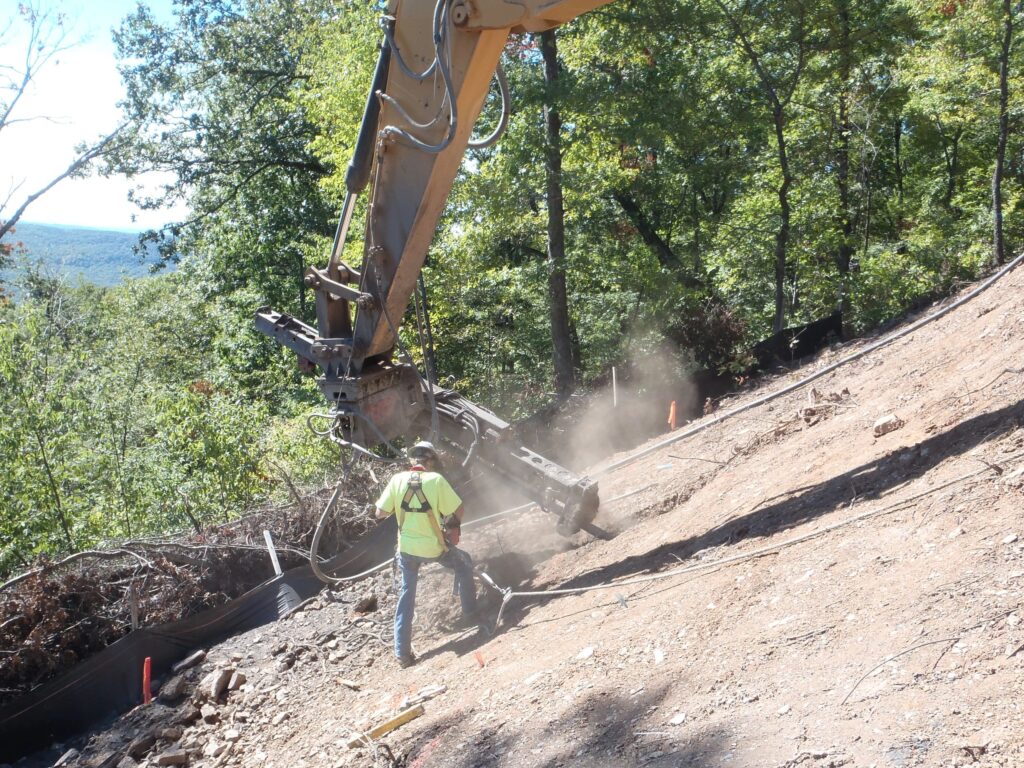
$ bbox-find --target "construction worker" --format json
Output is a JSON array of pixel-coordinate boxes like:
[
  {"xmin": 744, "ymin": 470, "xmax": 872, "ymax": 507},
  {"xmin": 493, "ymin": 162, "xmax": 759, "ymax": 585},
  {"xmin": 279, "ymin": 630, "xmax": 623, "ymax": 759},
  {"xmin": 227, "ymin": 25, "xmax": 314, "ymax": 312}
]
[{"xmin": 375, "ymin": 441, "xmax": 478, "ymax": 668}]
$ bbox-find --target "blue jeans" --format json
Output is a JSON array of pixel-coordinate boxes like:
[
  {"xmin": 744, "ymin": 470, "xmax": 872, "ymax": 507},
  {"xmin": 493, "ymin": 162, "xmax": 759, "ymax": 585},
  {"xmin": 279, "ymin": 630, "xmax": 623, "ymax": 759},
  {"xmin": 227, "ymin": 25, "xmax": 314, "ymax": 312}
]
[{"xmin": 394, "ymin": 547, "xmax": 477, "ymax": 658}]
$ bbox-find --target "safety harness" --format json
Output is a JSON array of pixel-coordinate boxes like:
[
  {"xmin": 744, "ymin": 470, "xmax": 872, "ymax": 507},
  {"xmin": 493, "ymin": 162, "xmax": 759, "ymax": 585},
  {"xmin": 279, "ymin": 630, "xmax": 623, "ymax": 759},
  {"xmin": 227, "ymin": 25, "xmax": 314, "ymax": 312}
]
[{"xmin": 395, "ymin": 469, "xmax": 448, "ymax": 555}]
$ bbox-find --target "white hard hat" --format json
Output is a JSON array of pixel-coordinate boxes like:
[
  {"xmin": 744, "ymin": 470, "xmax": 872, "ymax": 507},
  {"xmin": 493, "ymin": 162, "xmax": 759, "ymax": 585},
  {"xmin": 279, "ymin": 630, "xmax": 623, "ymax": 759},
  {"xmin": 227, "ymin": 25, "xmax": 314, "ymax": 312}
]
[{"xmin": 409, "ymin": 441, "xmax": 438, "ymax": 460}]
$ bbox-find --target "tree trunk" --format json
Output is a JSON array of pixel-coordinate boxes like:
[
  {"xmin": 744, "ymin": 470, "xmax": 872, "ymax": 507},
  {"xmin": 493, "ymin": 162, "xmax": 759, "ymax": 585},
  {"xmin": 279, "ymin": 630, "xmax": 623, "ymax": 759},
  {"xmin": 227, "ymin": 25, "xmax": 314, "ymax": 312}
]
[
  {"xmin": 613, "ymin": 191, "xmax": 703, "ymax": 288},
  {"xmin": 893, "ymin": 118, "xmax": 904, "ymax": 205},
  {"xmin": 773, "ymin": 103, "xmax": 792, "ymax": 333},
  {"xmin": 691, "ymin": 184, "xmax": 704, "ymax": 275},
  {"xmin": 993, "ymin": 0, "xmax": 1012, "ymax": 267},
  {"xmin": 33, "ymin": 429, "xmax": 74, "ymax": 550},
  {"xmin": 941, "ymin": 127, "xmax": 962, "ymax": 210},
  {"xmin": 835, "ymin": 2, "xmax": 854, "ymax": 327},
  {"xmin": 539, "ymin": 30, "xmax": 575, "ymax": 399},
  {"xmin": 711, "ymin": 0, "xmax": 805, "ymax": 332}
]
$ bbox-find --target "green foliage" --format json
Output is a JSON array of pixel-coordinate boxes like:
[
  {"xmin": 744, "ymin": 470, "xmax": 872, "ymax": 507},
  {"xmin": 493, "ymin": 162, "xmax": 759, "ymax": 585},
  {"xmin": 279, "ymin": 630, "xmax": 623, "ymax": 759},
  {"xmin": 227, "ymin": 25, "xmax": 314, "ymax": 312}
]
[
  {"xmin": 108, "ymin": 0, "xmax": 338, "ymax": 314},
  {"xmin": 151, "ymin": 384, "xmax": 269, "ymax": 528},
  {"xmin": 0, "ymin": 272, "xmax": 331, "ymax": 576}
]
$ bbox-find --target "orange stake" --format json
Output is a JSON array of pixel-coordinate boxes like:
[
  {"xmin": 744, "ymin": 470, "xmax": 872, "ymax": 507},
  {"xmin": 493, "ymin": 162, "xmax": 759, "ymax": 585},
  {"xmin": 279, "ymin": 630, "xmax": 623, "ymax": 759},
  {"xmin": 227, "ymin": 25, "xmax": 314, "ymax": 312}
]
[
  {"xmin": 667, "ymin": 400, "xmax": 678, "ymax": 430},
  {"xmin": 142, "ymin": 657, "xmax": 152, "ymax": 704}
]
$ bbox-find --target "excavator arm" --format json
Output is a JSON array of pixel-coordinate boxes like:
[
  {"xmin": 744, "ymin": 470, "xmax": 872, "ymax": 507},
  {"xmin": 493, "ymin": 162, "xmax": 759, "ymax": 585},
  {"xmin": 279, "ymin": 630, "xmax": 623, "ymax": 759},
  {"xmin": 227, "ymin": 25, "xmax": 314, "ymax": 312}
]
[{"xmin": 256, "ymin": 0, "xmax": 610, "ymax": 533}]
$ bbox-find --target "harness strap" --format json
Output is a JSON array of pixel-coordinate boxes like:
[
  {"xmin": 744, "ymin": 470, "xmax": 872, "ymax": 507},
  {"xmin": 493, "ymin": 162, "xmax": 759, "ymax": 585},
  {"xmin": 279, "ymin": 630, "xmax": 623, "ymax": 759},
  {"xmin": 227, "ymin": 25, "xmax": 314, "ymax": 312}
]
[{"xmin": 395, "ymin": 472, "xmax": 448, "ymax": 555}]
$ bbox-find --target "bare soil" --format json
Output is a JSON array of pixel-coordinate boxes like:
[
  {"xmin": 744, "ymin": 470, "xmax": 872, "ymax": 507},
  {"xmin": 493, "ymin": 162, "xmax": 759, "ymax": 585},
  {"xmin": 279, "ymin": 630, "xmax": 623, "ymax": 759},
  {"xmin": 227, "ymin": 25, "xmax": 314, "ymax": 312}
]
[{"xmin": 23, "ymin": 265, "xmax": 1024, "ymax": 768}]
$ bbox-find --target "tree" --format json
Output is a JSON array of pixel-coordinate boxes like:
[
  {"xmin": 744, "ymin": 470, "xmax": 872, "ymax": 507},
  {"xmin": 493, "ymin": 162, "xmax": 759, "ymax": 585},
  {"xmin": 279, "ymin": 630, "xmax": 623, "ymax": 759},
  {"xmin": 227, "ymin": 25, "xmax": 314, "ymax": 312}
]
[
  {"xmin": 0, "ymin": 2, "xmax": 124, "ymax": 251},
  {"xmin": 108, "ymin": 0, "xmax": 337, "ymax": 312},
  {"xmin": 0, "ymin": 269, "xmax": 326, "ymax": 574},
  {"xmin": 539, "ymin": 30, "xmax": 577, "ymax": 398},
  {"xmin": 992, "ymin": 0, "xmax": 1017, "ymax": 266},
  {"xmin": 803, "ymin": 0, "xmax": 915, "ymax": 325},
  {"xmin": 711, "ymin": 0, "xmax": 812, "ymax": 333}
]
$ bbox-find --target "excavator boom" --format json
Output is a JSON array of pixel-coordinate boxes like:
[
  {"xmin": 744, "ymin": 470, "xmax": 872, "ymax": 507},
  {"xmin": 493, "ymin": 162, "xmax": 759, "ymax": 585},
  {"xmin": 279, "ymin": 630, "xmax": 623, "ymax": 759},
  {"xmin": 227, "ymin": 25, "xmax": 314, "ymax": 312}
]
[{"xmin": 257, "ymin": 0, "xmax": 610, "ymax": 533}]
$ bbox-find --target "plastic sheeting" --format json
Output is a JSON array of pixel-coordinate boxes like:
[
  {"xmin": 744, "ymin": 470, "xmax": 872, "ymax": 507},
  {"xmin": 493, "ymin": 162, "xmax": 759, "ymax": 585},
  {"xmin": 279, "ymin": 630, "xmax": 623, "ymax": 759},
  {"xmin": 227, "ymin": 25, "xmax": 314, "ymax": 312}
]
[{"xmin": 0, "ymin": 518, "xmax": 398, "ymax": 763}]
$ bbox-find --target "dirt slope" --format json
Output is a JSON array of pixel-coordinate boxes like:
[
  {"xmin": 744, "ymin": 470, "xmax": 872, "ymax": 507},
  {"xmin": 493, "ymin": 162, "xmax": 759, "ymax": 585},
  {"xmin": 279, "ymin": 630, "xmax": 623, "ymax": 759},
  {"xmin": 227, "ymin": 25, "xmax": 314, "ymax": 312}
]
[{"xmin": 38, "ymin": 266, "xmax": 1024, "ymax": 768}]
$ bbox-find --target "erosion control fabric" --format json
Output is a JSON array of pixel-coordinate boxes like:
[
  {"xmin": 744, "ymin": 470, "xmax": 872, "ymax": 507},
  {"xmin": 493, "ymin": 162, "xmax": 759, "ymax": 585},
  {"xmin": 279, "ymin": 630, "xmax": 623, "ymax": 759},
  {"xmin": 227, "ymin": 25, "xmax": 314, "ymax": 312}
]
[{"xmin": 0, "ymin": 518, "xmax": 398, "ymax": 763}]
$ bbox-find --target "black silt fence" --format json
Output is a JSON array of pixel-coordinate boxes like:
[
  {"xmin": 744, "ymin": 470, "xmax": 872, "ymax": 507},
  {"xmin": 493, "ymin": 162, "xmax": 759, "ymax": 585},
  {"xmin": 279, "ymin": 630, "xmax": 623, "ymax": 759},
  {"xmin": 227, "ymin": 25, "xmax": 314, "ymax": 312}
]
[{"xmin": 0, "ymin": 518, "xmax": 398, "ymax": 763}]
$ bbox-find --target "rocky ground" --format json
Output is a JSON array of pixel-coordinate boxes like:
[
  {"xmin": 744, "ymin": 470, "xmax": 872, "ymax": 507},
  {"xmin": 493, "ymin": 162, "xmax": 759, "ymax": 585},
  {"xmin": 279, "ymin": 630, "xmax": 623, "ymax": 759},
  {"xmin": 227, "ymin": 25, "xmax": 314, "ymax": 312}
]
[{"xmin": 16, "ymin": 264, "xmax": 1024, "ymax": 768}]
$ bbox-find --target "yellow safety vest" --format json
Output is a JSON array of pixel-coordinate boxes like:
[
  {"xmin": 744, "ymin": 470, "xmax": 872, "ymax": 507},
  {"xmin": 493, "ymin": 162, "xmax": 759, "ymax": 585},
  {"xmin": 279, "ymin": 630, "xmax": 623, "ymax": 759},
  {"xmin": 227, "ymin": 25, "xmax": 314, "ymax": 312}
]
[{"xmin": 377, "ymin": 470, "xmax": 462, "ymax": 558}]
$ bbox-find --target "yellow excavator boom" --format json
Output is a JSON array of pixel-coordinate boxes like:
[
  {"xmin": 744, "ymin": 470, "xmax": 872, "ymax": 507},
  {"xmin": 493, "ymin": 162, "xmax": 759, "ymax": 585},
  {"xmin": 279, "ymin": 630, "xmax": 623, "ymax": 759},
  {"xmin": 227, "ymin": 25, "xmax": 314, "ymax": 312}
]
[{"xmin": 256, "ymin": 0, "xmax": 611, "ymax": 535}]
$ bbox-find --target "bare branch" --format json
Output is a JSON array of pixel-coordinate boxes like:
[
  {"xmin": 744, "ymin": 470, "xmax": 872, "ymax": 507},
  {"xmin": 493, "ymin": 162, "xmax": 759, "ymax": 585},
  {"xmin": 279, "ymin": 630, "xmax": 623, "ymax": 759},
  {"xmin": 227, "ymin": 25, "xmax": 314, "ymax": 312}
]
[
  {"xmin": 0, "ymin": 2, "xmax": 77, "ymax": 133},
  {"xmin": 0, "ymin": 3, "xmax": 121, "ymax": 239},
  {"xmin": 0, "ymin": 123, "xmax": 127, "ymax": 240}
]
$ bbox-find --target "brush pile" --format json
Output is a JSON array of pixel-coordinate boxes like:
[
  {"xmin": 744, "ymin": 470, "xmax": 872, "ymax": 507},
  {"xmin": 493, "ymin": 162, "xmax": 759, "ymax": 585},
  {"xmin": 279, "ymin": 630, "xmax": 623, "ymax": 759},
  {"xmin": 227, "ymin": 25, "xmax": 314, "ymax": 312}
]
[{"xmin": 0, "ymin": 465, "xmax": 391, "ymax": 706}]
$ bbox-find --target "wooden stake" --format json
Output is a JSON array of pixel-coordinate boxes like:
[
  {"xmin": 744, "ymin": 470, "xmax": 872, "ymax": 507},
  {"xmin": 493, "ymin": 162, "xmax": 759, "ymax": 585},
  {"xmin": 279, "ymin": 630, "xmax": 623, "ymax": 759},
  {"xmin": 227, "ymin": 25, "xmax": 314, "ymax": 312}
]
[
  {"xmin": 346, "ymin": 704, "xmax": 425, "ymax": 748},
  {"xmin": 263, "ymin": 530, "xmax": 282, "ymax": 576},
  {"xmin": 129, "ymin": 581, "xmax": 139, "ymax": 630},
  {"xmin": 612, "ymin": 366, "xmax": 618, "ymax": 408}
]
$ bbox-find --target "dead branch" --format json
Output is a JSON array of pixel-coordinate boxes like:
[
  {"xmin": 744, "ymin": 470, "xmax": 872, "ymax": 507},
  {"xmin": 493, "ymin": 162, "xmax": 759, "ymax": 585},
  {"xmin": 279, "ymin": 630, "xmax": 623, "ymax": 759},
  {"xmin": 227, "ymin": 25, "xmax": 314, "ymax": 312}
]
[
  {"xmin": 843, "ymin": 604, "xmax": 1023, "ymax": 705},
  {"xmin": 0, "ymin": 549, "xmax": 152, "ymax": 593},
  {"xmin": 841, "ymin": 635, "xmax": 960, "ymax": 705},
  {"xmin": 266, "ymin": 458, "xmax": 308, "ymax": 517},
  {"xmin": 667, "ymin": 454, "xmax": 727, "ymax": 465}
]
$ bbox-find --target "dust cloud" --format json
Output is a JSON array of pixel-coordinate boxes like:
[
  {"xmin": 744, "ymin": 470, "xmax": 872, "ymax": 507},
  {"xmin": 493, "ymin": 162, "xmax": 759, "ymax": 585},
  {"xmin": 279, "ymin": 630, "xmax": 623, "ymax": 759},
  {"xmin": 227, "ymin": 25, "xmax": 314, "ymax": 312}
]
[
  {"xmin": 431, "ymin": 345, "xmax": 736, "ymax": 584},
  {"xmin": 520, "ymin": 342, "xmax": 732, "ymax": 473}
]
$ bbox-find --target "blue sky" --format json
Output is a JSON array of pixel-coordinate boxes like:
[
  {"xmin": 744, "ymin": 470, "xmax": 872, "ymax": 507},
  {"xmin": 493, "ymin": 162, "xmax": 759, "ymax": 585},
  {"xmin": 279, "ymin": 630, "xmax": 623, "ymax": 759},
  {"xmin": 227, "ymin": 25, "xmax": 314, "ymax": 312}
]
[{"xmin": 1, "ymin": 0, "xmax": 180, "ymax": 231}]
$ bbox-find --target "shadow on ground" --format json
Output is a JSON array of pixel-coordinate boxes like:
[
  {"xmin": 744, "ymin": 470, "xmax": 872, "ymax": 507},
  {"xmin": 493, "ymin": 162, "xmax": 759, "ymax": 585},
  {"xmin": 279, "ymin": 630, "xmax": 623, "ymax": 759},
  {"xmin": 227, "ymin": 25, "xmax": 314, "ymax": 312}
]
[{"xmin": 402, "ymin": 681, "xmax": 729, "ymax": 768}]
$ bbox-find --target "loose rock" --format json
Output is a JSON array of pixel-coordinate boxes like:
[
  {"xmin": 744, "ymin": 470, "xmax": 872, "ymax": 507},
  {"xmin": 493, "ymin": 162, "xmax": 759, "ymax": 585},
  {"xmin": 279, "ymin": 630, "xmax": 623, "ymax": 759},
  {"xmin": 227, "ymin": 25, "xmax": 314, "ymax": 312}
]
[
  {"xmin": 201, "ymin": 667, "xmax": 233, "ymax": 701},
  {"xmin": 352, "ymin": 593, "xmax": 377, "ymax": 614},
  {"xmin": 175, "ymin": 704, "xmax": 201, "ymax": 725},
  {"xmin": 54, "ymin": 748, "xmax": 79, "ymax": 767},
  {"xmin": 158, "ymin": 675, "xmax": 189, "ymax": 703},
  {"xmin": 158, "ymin": 726, "xmax": 184, "ymax": 741},
  {"xmin": 203, "ymin": 741, "xmax": 227, "ymax": 758},
  {"xmin": 86, "ymin": 751, "xmax": 119, "ymax": 768},
  {"xmin": 873, "ymin": 414, "xmax": 905, "ymax": 437},
  {"xmin": 127, "ymin": 733, "xmax": 156, "ymax": 759},
  {"xmin": 228, "ymin": 671, "xmax": 247, "ymax": 691},
  {"xmin": 154, "ymin": 749, "xmax": 189, "ymax": 766}
]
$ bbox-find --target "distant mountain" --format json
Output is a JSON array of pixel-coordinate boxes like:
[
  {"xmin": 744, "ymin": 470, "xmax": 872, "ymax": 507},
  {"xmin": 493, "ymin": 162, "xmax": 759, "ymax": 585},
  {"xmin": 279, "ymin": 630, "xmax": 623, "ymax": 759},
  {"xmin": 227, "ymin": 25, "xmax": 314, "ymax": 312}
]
[{"xmin": 1, "ymin": 221, "xmax": 165, "ymax": 288}]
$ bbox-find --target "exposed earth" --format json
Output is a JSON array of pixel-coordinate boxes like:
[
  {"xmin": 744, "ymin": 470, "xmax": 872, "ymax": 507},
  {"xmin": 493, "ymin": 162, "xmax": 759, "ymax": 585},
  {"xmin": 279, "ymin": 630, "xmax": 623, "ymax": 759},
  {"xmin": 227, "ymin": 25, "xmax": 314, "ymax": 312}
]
[{"xmin": 18, "ymin": 263, "xmax": 1024, "ymax": 768}]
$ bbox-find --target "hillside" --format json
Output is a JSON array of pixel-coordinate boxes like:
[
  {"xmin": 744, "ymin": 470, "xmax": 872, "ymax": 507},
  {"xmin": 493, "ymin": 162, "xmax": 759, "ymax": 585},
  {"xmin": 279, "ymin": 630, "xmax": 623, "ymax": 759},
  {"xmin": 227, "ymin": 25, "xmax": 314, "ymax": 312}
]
[
  {"xmin": 22, "ymin": 262, "xmax": 1024, "ymax": 768},
  {"xmin": 1, "ymin": 222, "xmax": 159, "ymax": 287}
]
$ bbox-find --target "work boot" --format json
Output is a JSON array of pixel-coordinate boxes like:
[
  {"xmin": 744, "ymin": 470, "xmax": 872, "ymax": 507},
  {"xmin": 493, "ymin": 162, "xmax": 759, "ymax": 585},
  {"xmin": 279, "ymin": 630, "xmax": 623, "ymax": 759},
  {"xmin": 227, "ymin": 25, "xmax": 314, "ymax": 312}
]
[{"xmin": 396, "ymin": 653, "xmax": 416, "ymax": 669}]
